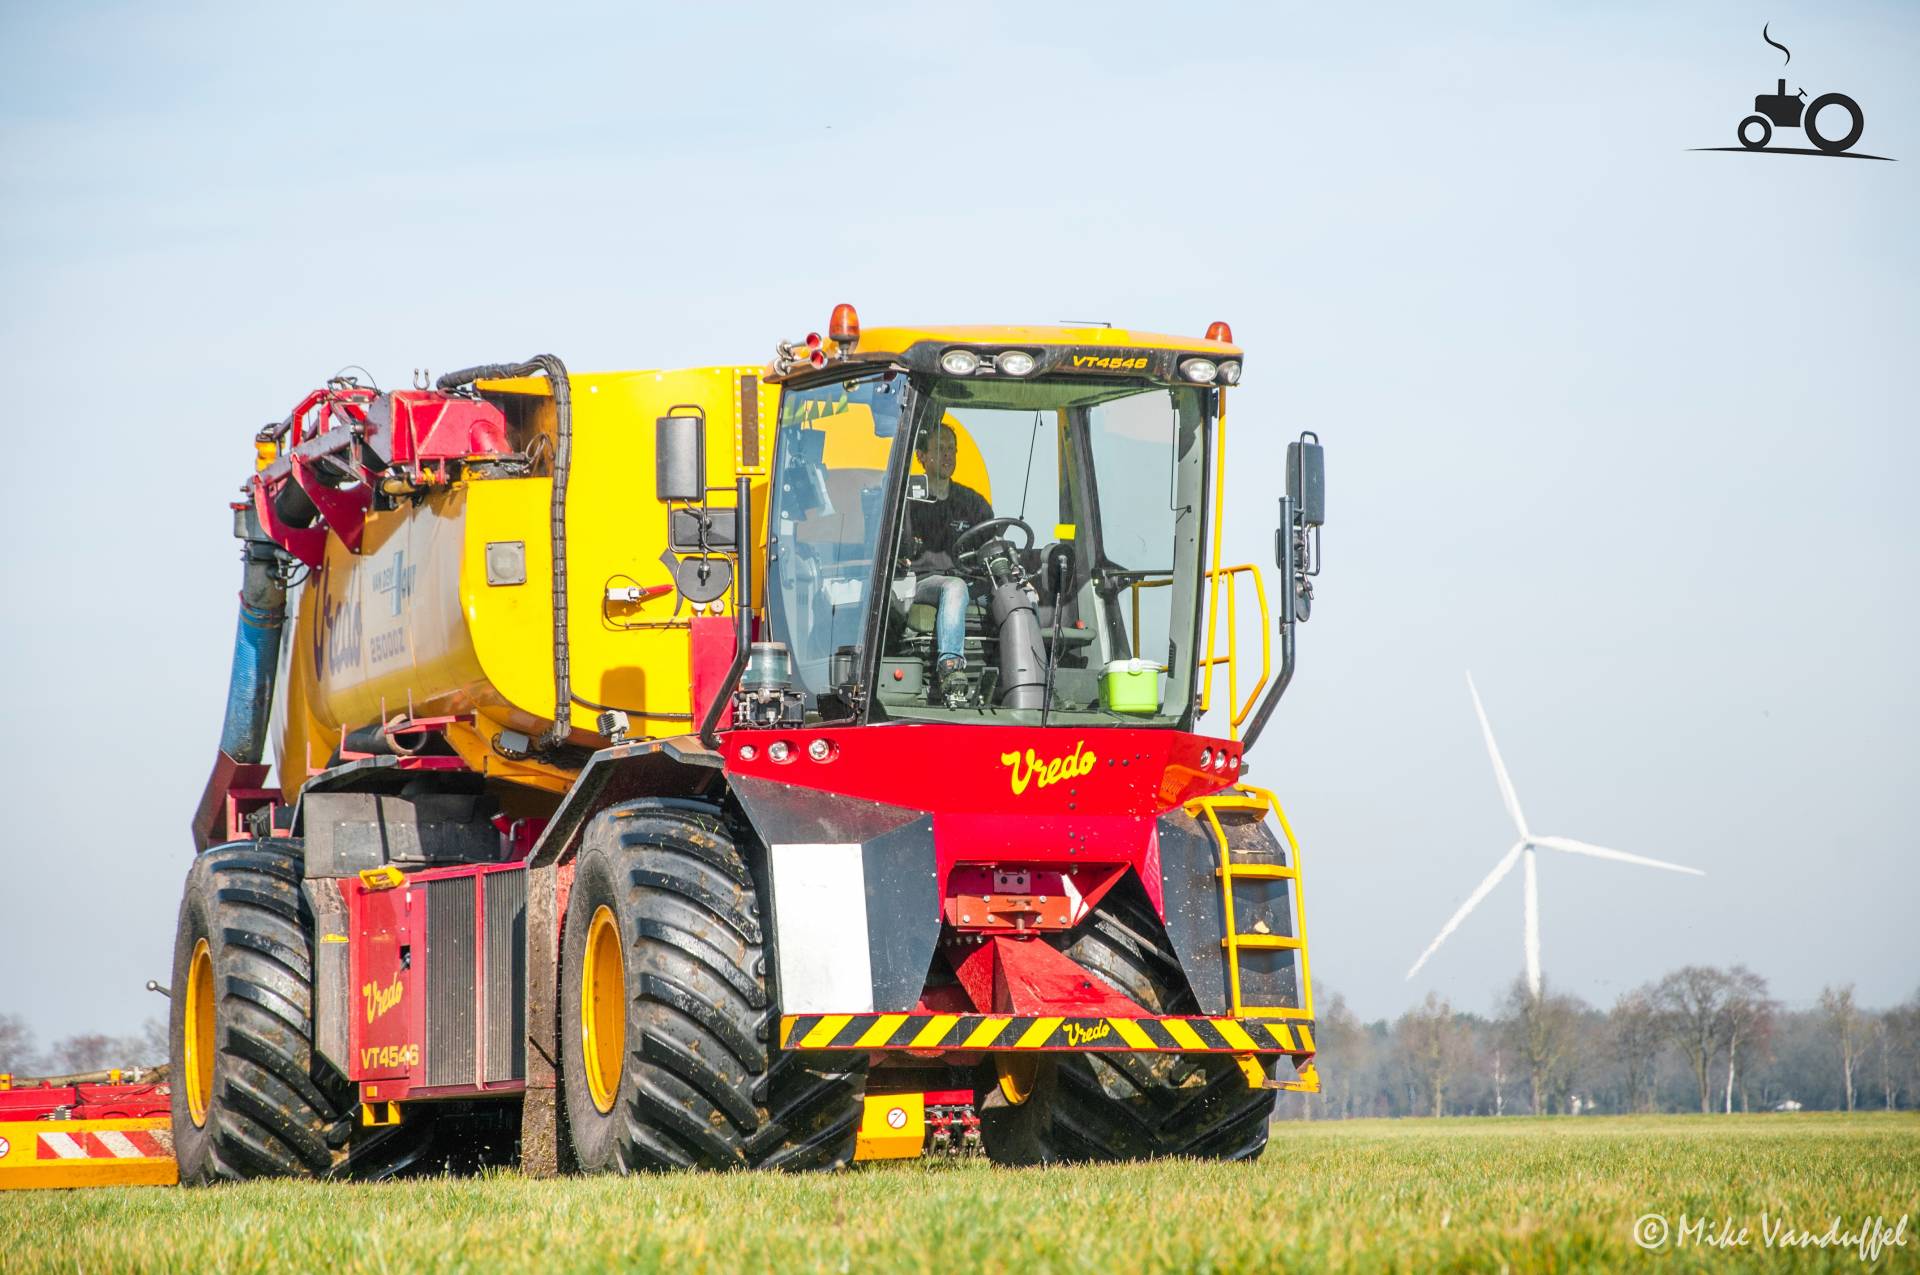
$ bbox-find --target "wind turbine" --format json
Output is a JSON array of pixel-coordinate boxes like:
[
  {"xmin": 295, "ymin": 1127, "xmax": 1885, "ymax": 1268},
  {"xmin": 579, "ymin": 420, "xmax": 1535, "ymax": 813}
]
[{"xmin": 1406, "ymin": 672, "xmax": 1706, "ymax": 998}]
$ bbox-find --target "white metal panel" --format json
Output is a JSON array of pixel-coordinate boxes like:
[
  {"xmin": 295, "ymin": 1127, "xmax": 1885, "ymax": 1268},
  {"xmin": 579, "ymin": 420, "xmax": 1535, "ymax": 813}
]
[{"xmin": 767, "ymin": 842, "xmax": 873, "ymax": 1013}]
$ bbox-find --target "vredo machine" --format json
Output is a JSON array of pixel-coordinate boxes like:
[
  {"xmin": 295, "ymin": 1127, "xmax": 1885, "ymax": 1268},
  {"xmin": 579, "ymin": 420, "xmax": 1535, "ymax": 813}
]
[{"xmin": 175, "ymin": 306, "xmax": 1328, "ymax": 1179}]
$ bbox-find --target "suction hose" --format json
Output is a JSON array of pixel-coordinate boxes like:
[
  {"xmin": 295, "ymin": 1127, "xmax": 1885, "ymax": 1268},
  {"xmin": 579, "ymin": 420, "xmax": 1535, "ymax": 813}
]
[
  {"xmin": 438, "ymin": 356, "xmax": 574, "ymax": 752},
  {"xmin": 218, "ymin": 530, "xmax": 287, "ymax": 764}
]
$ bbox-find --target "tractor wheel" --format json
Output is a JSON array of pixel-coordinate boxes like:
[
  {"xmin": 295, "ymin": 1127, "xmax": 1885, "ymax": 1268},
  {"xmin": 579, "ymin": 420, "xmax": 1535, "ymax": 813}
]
[
  {"xmin": 978, "ymin": 886, "xmax": 1275, "ymax": 1164},
  {"xmin": 169, "ymin": 840, "xmax": 345, "ymax": 1183},
  {"xmin": 1737, "ymin": 114, "xmax": 1772, "ymax": 150},
  {"xmin": 560, "ymin": 799, "xmax": 864, "ymax": 1172},
  {"xmin": 1804, "ymin": 93, "xmax": 1863, "ymax": 154}
]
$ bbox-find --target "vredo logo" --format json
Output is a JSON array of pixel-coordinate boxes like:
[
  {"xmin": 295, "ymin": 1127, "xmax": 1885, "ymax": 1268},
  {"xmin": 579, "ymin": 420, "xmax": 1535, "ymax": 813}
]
[
  {"xmin": 363, "ymin": 975, "xmax": 403, "ymax": 1023},
  {"xmin": 310, "ymin": 558, "xmax": 363, "ymax": 679},
  {"xmin": 1000, "ymin": 740, "xmax": 1098, "ymax": 796}
]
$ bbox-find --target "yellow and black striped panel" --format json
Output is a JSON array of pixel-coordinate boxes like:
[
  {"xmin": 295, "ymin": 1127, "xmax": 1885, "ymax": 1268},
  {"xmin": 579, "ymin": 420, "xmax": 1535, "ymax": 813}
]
[{"xmin": 780, "ymin": 1013, "xmax": 1317, "ymax": 1055}]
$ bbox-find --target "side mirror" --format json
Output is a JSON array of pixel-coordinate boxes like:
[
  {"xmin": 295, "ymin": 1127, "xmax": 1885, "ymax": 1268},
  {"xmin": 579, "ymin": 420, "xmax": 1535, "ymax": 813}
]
[
  {"xmin": 655, "ymin": 415, "xmax": 705, "ymax": 502},
  {"xmin": 906, "ymin": 473, "xmax": 933, "ymax": 503},
  {"xmin": 1286, "ymin": 433, "xmax": 1325, "ymax": 527}
]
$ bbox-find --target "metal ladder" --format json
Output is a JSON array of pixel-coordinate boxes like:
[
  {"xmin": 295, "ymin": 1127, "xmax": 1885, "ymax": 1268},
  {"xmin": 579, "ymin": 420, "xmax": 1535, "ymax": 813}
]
[{"xmin": 1188, "ymin": 782, "xmax": 1319, "ymax": 1092}]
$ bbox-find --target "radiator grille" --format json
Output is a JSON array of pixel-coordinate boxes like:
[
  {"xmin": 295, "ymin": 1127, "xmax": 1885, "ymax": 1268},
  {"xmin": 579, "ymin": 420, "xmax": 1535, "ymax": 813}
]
[
  {"xmin": 483, "ymin": 869, "xmax": 527, "ymax": 1083},
  {"xmin": 426, "ymin": 876, "xmax": 477, "ymax": 1087}
]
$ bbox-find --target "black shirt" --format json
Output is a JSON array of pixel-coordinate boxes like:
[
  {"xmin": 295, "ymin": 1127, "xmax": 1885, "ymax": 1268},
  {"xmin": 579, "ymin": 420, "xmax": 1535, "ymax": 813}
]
[{"xmin": 906, "ymin": 482, "xmax": 994, "ymax": 574}]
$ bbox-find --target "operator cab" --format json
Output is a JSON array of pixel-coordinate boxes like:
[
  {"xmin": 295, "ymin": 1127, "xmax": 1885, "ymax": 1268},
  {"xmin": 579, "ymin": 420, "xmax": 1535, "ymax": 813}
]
[{"xmin": 763, "ymin": 316, "xmax": 1229, "ymax": 731}]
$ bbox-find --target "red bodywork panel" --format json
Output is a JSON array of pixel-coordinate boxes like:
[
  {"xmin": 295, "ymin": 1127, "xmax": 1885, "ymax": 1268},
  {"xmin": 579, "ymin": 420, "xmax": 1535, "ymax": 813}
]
[
  {"xmin": 344, "ymin": 861, "xmax": 527, "ymax": 1102},
  {"xmin": 382, "ymin": 392, "xmax": 510, "ymax": 468},
  {"xmin": 721, "ymin": 721, "xmax": 1242, "ymax": 921},
  {"xmin": 689, "ymin": 614, "xmax": 739, "ymax": 730}
]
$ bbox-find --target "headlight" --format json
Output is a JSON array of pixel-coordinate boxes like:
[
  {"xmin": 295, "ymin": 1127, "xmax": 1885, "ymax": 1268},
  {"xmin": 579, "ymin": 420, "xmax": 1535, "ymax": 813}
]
[
  {"xmin": 1217, "ymin": 360, "xmax": 1242, "ymax": 385},
  {"xmin": 940, "ymin": 349, "xmax": 981, "ymax": 375},
  {"xmin": 1180, "ymin": 358, "xmax": 1218, "ymax": 383},
  {"xmin": 995, "ymin": 350, "xmax": 1036, "ymax": 376}
]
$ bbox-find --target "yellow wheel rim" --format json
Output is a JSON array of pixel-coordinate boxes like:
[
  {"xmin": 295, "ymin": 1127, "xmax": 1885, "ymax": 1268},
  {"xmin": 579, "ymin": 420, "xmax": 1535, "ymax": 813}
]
[
  {"xmin": 996, "ymin": 1055, "xmax": 1039, "ymax": 1107},
  {"xmin": 184, "ymin": 937, "xmax": 215, "ymax": 1128},
  {"xmin": 580, "ymin": 905, "xmax": 627, "ymax": 1115}
]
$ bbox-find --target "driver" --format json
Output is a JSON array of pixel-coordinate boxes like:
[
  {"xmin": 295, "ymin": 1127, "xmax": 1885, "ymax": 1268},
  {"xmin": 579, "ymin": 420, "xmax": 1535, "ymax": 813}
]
[{"xmin": 905, "ymin": 419, "xmax": 993, "ymax": 694}]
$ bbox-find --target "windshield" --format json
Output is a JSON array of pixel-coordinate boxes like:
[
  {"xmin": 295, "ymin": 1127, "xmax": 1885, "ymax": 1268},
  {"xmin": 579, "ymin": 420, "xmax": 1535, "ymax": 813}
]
[
  {"xmin": 873, "ymin": 376, "xmax": 1209, "ymax": 728},
  {"xmin": 763, "ymin": 372, "xmax": 907, "ymax": 716}
]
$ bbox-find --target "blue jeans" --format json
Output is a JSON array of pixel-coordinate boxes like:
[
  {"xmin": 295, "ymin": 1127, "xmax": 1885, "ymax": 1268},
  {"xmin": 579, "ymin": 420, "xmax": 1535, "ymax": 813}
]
[{"xmin": 914, "ymin": 575, "xmax": 969, "ymax": 671}]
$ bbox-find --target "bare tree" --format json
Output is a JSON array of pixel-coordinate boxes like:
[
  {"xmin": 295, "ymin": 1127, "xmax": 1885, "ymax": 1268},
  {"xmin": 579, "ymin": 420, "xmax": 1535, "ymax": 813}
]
[
  {"xmin": 1395, "ymin": 992, "xmax": 1467, "ymax": 1117},
  {"xmin": 1819, "ymin": 984, "xmax": 1862, "ymax": 1112},
  {"xmin": 1609, "ymin": 988, "xmax": 1664, "ymax": 1114},
  {"xmin": 0, "ymin": 1012, "xmax": 40, "ymax": 1075},
  {"xmin": 46, "ymin": 1033, "xmax": 118, "ymax": 1073},
  {"xmin": 1887, "ymin": 991, "xmax": 1920, "ymax": 1110},
  {"xmin": 1654, "ymin": 965, "xmax": 1733, "ymax": 1113},
  {"xmin": 1502, "ymin": 976, "xmax": 1584, "ymax": 1115},
  {"xmin": 1720, "ymin": 967, "xmax": 1773, "ymax": 1114}
]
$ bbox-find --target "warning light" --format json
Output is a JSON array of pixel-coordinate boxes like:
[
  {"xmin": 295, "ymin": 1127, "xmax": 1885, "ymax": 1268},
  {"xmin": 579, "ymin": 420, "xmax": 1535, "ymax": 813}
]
[
  {"xmin": 1206, "ymin": 320, "xmax": 1233, "ymax": 344},
  {"xmin": 829, "ymin": 303, "xmax": 860, "ymax": 351}
]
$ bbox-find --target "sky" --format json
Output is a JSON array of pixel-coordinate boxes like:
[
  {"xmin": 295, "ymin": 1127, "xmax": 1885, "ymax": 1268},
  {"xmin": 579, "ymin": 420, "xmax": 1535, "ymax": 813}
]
[{"xmin": 1, "ymin": 1, "xmax": 1914, "ymax": 1043}]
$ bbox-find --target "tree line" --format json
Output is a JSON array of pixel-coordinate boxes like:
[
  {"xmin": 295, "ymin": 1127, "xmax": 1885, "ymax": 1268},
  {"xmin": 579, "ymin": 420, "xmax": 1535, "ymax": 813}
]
[
  {"xmin": 1280, "ymin": 967, "xmax": 1920, "ymax": 1119},
  {"xmin": 0, "ymin": 1014, "xmax": 166, "ymax": 1078}
]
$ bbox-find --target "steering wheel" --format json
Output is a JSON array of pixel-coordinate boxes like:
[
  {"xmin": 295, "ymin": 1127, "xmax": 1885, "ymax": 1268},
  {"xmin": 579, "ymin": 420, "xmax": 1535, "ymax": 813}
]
[{"xmin": 951, "ymin": 516, "xmax": 1036, "ymax": 569}]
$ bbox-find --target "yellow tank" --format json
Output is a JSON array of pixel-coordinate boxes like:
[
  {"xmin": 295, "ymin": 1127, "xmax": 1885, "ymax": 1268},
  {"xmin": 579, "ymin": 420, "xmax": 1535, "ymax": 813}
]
[{"xmin": 275, "ymin": 365, "xmax": 775, "ymax": 797}]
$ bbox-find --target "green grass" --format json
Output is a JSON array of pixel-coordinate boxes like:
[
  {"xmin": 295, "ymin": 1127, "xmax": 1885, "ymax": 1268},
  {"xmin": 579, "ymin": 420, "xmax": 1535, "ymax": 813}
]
[{"xmin": 3, "ymin": 1113, "xmax": 1915, "ymax": 1273}]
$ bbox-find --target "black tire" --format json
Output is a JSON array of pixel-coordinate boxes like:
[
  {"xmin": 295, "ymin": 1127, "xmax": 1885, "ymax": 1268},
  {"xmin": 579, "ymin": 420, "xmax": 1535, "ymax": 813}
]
[
  {"xmin": 560, "ymin": 799, "xmax": 864, "ymax": 1172},
  {"xmin": 169, "ymin": 840, "xmax": 348, "ymax": 1183},
  {"xmin": 978, "ymin": 885, "xmax": 1274, "ymax": 1164},
  {"xmin": 1804, "ymin": 93, "xmax": 1863, "ymax": 154},
  {"xmin": 1738, "ymin": 114, "xmax": 1772, "ymax": 150}
]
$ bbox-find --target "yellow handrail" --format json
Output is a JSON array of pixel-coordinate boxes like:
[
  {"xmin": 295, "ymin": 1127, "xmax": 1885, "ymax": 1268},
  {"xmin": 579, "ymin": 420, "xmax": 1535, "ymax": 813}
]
[
  {"xmin": 1196, "ymin": 564, "xmax": 1271, "ymax": 734},
  {"xmin": 1127, "ymin": 564, "xmax": 1270, "ymax": 736}
]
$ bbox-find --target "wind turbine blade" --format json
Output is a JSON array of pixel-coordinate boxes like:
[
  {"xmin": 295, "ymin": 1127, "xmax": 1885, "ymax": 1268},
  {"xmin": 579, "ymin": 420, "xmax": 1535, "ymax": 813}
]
[
  {"xmin": 1533, "ymin": 834, "xmax": 1706, "ymax": 877},
  {"xmin": 1467, "ymin": 672, "xmax": 1529, "ymax": 839},
  {"xmin": 1406, "ymin": 841, "xmax": 1526, "ymax": 980}
]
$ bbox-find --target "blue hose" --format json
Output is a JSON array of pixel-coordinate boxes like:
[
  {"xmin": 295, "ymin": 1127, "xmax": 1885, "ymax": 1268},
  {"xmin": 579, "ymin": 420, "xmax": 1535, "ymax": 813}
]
[{"xmin": 217, "ymin": 562, "xmax": 286, "ymax": 764}]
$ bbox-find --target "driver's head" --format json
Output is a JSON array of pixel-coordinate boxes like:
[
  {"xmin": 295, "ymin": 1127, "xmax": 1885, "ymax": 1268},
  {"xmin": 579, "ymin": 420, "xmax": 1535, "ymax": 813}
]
[{"xmin": 915, "ymin": 420, "xmax": 959, "ymax": 483}]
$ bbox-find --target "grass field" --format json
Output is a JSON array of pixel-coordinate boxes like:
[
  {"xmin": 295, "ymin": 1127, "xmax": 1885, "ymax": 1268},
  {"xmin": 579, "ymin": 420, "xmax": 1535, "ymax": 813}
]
[{"xmin": 3, "ymin": 1113, "xmax": 1914, "ymax": 1273}]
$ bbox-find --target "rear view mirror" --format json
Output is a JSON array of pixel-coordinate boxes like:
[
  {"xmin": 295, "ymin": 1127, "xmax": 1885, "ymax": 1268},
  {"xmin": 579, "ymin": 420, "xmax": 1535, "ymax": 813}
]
[
  {"xmin": 1286, "ymin": 433, "xmax": 1325, "ymax": 527},
  {"xmin": 906, "ymin": 473, "xmax": 932, "ymax": 503},
  {"xmin": 656, "ymin": 414, "xmax": 705, "ymax": 502}
]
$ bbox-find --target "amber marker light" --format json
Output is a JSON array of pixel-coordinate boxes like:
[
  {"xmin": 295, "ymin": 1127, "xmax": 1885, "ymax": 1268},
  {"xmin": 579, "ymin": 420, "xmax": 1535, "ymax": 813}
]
[{"xmin": 829, "ymin": 303, "xmax": 860, "ymax": 352}]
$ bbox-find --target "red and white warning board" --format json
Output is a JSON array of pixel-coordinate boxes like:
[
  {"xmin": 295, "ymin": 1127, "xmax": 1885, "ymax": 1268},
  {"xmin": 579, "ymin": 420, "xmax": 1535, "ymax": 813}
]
[{"xmin": 0, "ymin": 1118, "xmax": 176, "ymax": 1189}]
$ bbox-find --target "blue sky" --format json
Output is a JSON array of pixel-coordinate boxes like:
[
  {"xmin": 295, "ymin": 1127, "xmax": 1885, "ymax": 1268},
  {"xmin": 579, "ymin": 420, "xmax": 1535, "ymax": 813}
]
[{"xmin": 1, "ymin": 1, "xmax": 1914, "ymax": 1040}]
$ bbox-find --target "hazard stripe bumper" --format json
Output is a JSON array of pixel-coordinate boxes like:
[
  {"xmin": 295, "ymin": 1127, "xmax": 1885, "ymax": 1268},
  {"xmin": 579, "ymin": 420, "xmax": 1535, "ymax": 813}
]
[
  {"xmin": 0, "ymin": 1118, "xmax": 177, "ymax": 1190},
  {"xmin": 780, "ymin": 1013, "xmax": 1317, "ymax": 1055}
]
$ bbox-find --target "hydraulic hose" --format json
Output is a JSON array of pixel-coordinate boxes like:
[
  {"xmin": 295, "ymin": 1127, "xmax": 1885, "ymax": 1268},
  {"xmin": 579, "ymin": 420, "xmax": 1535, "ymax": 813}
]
[
  {"xmin": 218, "ymin": 537, "xmax": 287, "ymax": 763},
  {"xmin": 438, "ymin": 357, "xmax": 574, "ymax": 752},
  {"xmin": 699, "ymin": 476, "xmax": 753, "ymax": 749}
]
